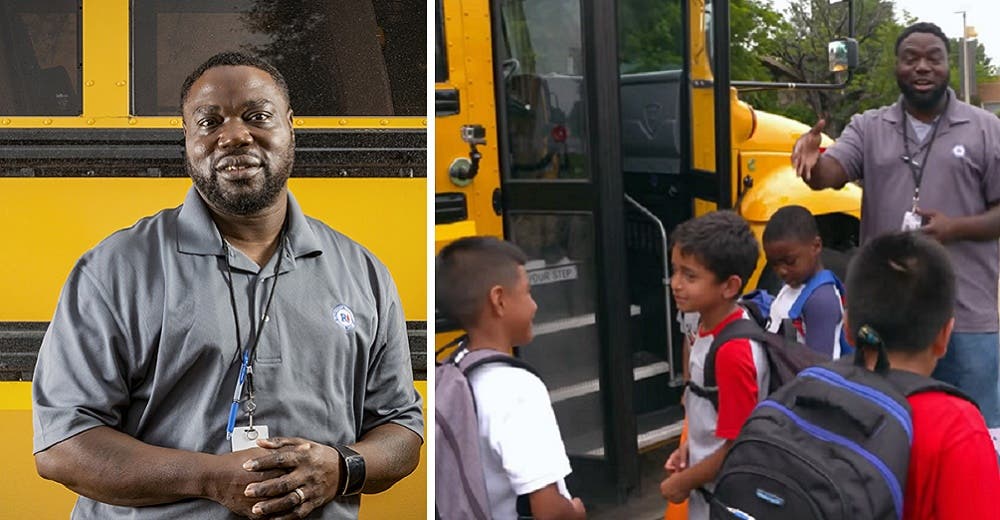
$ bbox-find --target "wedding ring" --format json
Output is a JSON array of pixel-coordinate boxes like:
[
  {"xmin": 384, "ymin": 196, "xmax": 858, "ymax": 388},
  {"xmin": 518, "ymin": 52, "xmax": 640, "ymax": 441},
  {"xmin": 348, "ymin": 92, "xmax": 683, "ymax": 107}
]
[{"xmin": 293, "ymin": 487, "xmax": 306, "ymax": 504}]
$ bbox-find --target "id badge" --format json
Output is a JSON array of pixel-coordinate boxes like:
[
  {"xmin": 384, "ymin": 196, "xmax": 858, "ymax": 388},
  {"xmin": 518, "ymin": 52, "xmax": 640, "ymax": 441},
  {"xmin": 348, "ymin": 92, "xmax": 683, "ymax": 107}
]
[
  {"xmin": 901, "ymin": 211, "xmax": 922, "ymax": 231},
  {"xmin": 231, "ymin": 425, "xmax": 269, "ymax": 452}
]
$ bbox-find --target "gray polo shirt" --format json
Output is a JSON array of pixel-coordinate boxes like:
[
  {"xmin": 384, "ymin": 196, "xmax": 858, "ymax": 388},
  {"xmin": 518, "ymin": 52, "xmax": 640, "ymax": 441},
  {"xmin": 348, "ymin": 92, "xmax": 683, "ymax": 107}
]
[
  {"xmin": 825, "ymin": 89, "xmax": 1000, "ymax": 333},
  {"xmin": 32, "ymin": 187, "xmax": 423, "ymax": 519}
]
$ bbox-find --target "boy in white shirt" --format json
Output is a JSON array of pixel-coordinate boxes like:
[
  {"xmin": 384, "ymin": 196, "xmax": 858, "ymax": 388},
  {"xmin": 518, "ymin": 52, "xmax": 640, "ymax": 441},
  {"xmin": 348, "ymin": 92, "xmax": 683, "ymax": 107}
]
[{"xmin": 437, "ymin": 236, "xmax": 586, "ymax": 520}]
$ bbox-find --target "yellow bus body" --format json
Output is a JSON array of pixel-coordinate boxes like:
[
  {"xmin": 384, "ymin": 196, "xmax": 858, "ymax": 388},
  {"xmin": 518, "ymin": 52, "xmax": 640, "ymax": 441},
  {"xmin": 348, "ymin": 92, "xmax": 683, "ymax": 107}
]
[
  {"xmin": 2, "ymin": 0, "xmax": 427, "ymax": 517},
  {"xmin": 0, "ymin": 382, "xmax": 427, "ymax": 519}
]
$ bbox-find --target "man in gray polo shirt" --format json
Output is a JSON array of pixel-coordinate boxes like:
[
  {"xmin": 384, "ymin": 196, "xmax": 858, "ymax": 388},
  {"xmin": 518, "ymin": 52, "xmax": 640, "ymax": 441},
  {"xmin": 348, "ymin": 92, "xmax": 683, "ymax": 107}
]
[
  {"xmin": 793, "ymin": 22, "xmax": 1000, "ymax": 427},
  {"xmin": 31, "ymin": 52, "xmax": 423, "ymax": 519}
]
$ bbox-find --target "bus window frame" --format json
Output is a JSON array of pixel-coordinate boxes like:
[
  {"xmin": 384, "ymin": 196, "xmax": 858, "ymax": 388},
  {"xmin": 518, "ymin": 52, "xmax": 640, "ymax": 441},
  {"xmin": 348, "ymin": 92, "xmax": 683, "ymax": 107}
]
[{"xmin": 0, "ymin": 1, "xmax": 424, "ymax": 130}]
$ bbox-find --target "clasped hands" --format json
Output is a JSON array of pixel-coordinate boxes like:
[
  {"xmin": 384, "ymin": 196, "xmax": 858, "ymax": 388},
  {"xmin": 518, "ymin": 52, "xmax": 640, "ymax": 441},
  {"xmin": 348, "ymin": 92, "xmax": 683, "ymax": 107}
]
[{"xmin": 211, "ymin": 436, "xmax": 343, "ymax": 520}]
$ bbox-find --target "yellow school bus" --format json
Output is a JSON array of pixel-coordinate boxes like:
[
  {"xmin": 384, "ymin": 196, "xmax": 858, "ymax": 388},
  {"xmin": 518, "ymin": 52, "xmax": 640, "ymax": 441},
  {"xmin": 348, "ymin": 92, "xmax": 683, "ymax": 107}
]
[
  {"xmin": 0, "ymin": 1, "xmax": 426, "ymax": 517},
  {"xmin": 435, "ymin": 0, "xmax": 860, "ymax": 501}
]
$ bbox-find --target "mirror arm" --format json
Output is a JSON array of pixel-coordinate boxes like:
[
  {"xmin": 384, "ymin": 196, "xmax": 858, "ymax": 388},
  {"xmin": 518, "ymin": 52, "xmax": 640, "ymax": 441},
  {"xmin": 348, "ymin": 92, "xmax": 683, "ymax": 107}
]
[{"xmin": 730, "ymin": 70, "xmax": 853, "ymax": 91}]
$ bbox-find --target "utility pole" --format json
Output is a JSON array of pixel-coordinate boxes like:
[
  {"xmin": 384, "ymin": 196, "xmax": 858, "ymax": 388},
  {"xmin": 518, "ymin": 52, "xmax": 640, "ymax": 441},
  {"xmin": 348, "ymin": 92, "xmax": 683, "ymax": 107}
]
[{"xmin": 955, "ymin": 10, "xmax": 970, "ymax": 103}]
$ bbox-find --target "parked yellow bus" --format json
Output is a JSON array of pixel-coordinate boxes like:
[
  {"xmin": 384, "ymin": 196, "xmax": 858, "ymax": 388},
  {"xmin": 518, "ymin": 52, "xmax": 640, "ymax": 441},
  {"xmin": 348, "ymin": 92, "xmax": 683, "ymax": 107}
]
[
  {"xmin": 0, "ymin": 1, "xmax": 426, "ymax": 517},
  {"xmin": 435, "ymin": 0, "xmax": 860, "ymax": 502}
]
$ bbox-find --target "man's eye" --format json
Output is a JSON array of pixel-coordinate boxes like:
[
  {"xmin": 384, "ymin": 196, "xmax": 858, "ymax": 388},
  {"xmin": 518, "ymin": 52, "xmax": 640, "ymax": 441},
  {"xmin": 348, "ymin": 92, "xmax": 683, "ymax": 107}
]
[
  {"xmin": 248, "ymin": 113, "xmax": 271, "ymax": 122},
  {"xmin": 198, "ymin": 118, "xmax": 219, "ymax": 128}
]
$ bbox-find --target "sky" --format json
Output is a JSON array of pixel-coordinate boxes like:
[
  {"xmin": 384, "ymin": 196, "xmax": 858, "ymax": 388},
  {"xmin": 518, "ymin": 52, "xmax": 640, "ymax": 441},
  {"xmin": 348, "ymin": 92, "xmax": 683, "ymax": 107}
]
[{"xmin": 771, "ymin": 0, "xmax": 1000, "ymax": 64}]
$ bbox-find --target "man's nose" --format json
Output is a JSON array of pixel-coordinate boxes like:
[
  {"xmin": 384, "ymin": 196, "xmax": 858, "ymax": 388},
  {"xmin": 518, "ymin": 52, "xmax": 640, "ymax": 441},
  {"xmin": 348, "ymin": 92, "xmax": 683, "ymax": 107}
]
[{"xmin": 218, "ymin": 120, "xmax": 253, "ymax": 149}]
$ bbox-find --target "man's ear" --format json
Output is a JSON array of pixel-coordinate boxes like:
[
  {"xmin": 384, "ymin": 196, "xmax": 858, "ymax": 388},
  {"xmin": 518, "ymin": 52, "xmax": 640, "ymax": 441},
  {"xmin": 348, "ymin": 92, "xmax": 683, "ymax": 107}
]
[
  {"xmin": 812, "ymin": 236, "xmax": 823, "ymax": 254},
  {"xmin": 722, "ymin": 275, "xmax": 743, "ymax": 300},
  {"xmin": 487, "ymin": 284, "xmax": 505, "ymax": 317},
  {"xmin": 931, "ymin": 317, "xmax": 954, "ymax": 359}
]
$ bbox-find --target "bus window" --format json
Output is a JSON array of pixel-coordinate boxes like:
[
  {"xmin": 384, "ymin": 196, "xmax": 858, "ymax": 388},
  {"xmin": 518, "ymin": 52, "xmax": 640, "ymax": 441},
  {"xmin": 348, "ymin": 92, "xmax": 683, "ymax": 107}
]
[
  {"xmin": 0, "ymin": 0, "xmax": 81, "ymax": 116},
  {"xmin": 498, "ymin": 0, "xmax": 587, "ymax": 180},
  {"xmin": 618, "ymin": 0, "xmax": 684, "ymax": 74},
  {"xmin": 435, "ymin": 0, "xmax": 447, "ymax": 83},
  {"xmin": 130, "ymin": 0, "xmax": 425, "ymax": 116}
]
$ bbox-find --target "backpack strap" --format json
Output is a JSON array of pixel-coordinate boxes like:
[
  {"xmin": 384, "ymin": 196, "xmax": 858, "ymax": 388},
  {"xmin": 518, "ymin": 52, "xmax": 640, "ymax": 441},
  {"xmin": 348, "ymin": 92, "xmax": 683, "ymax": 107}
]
[
  {"xmin": 884, "ymin": 369, "xmax": 978, "ymax": 409},
  {"xmin": 788, "ymin": 269, "xmax": 843, "ymax": 320},
  {"xmin": 455, "ymin": 348, "xmax": 543, "ymax": 380},
  {"xmin": 786, "ymin": 270, "xmax": 854, "ymax": 356},
  {"xmin": 687, "ymin": 319, "xmax": 769, "ymax": 410}
]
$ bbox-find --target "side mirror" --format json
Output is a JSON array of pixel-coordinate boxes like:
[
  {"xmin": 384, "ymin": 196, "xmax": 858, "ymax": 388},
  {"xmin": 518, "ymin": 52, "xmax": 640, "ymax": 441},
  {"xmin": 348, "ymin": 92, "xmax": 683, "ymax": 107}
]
[{"xmin": 828, "ymin": 38, "xmax": 858, "ymax": 73}]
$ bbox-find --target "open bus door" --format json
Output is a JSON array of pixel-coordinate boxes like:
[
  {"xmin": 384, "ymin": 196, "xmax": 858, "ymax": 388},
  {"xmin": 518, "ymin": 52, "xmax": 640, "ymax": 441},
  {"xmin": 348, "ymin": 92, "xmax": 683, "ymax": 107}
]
[{"xmin": 490, "ymin": 0, "xmax": 648, "ymax": 498}]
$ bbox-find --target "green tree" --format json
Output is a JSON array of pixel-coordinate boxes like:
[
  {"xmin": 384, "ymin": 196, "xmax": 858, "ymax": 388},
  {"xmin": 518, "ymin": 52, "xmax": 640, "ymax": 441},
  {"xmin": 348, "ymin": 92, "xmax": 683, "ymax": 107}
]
[
  {"xmin": 949, "ymin": 38, "xmax": 996, "ymax": 102},
  {"xmin": 757, "ymin": 0, "xmax": 900, "ymax": 137}
]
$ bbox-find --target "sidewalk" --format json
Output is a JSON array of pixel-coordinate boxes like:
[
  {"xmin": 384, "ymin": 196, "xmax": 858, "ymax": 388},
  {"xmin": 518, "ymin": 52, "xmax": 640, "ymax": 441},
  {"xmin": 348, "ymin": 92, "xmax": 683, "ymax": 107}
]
[{"xmin": 584, "ymin": 444, "xmax": 680, "ymax": 520}]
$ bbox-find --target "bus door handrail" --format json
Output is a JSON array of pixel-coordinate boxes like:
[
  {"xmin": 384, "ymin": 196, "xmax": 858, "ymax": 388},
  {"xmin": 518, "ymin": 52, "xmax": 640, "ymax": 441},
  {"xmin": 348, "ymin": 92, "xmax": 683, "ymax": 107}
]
[{"xmin": 624, "ymin": 194, "xmax": 682, "ymax": 387}]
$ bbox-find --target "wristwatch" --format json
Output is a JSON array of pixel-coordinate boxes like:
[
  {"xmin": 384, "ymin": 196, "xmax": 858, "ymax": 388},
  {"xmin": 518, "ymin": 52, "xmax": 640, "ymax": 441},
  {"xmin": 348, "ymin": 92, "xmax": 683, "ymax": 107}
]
[{"xmin": 332, "ymin": 445, "xmax": 366, "ymax": 496}]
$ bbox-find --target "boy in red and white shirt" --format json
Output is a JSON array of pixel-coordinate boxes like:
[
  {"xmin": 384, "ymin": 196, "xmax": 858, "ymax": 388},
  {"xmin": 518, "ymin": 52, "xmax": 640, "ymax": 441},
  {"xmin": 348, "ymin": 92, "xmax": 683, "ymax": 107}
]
[
  {"xmin": 847, "ymin": 232, "xmax": 1000, "ymax": 519},
  {"xmin": 660, "ymin": 211, "xmax": 769, "ymax": 520}
]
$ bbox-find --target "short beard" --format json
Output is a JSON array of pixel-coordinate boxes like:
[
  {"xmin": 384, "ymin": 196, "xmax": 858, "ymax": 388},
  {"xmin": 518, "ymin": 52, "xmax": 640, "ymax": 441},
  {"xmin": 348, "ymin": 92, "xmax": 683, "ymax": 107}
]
[
  {"xmin": 186, "ymin": 150, "xmax": 294, "ymax": 216},
  {"xmin": 898, "ymin": 78, "xmax": 948, "ymax": 112}
]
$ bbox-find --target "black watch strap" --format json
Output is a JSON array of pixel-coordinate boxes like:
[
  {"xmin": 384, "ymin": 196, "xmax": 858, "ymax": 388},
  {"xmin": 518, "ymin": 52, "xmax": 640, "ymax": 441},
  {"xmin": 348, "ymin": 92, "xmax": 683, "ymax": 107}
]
[{"xmin": 333, "ymin": 445, "xmax": 365, "ymax": 496}]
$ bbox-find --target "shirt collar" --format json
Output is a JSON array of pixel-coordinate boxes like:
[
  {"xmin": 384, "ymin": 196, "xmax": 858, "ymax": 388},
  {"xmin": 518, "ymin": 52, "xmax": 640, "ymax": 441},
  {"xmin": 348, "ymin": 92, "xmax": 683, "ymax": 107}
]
[
  {"xmin": 176, "ymin": 186, "xmax": 323, "ymax": 260},
  {"xmin": 698, "ymin": 307, "xmax": 745, "ymax": 338},
  {"xmin": 882, "ymin": 88, "xmax": 970, "ymax": 127}
]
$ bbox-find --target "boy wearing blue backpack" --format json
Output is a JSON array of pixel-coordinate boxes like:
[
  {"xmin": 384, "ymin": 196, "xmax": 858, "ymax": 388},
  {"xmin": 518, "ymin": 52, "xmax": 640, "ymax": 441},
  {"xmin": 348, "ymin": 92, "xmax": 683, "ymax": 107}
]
[
  {"xmin": 436, "ymin": 237, "xmax": 586, "ymax": 520},
  {"xmin": 762, "ymin": 205, "xmax": 848, "ymax": 358}
]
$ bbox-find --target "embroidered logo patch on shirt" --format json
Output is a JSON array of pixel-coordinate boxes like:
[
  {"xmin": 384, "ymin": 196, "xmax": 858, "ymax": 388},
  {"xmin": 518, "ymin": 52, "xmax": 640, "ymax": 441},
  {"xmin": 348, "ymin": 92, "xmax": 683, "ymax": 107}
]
[
  {"xmin": 953, "ymin": 144, "xmax": 966, "ymax": 158},
  {"xmin": 333, "ymin": 304, "xmax": 356, "ymax": 332}
]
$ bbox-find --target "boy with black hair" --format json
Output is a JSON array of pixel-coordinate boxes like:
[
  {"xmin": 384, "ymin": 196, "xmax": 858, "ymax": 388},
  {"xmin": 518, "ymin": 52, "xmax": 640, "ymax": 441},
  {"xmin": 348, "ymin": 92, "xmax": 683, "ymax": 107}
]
[
  {"xmin": 436, "ymin": 236, "xmax": 586, "ymax": 520},
  {"xmin": 659, "ymin": 211, "xmax": 769, "ymax": 519},
  {"xmin": 847, "ymin": 232, "xmax": 1000, "ymax": 519},
  {"xmin": 763, "ymin": 205, "xmax": 847, "ymax": 358}
]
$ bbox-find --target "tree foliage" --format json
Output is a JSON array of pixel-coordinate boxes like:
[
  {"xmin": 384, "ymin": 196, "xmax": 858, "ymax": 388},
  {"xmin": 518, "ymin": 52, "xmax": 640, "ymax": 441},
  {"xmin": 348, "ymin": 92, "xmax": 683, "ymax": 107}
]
[
  {"xmin": 752, "ymin": 0, "xmax": 900, "ymax": 137},
  {"xmin": 616, "ymin": 0, "xmax": 999, "ymax": 135}
]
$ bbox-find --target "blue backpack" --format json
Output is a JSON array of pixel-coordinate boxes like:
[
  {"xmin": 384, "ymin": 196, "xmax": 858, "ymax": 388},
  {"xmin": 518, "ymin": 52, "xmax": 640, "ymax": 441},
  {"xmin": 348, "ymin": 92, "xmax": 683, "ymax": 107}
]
[{"xmin": 786, "ymin": 269, "xmax": 853, "ymax": 356}]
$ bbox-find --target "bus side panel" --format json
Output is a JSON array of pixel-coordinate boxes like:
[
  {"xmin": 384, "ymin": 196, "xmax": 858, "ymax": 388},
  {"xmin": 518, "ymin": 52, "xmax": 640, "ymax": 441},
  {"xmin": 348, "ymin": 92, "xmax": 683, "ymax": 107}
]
[
  {"xmin": 0, "ymin": 178, "xmax": 426, "ymax": 321},
  {"xmin": 1, "ymin": 381, "xmax": 427, "ymax": 519}
]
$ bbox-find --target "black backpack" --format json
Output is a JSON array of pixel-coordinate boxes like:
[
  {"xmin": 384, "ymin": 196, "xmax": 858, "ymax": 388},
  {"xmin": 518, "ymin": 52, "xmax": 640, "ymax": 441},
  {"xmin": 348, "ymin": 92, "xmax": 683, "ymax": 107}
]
[
  {"xmin": 686, "ymin": 314, "xmax": 827, "ymax": 411},
  {"xmin": 706, "ymin": 360, "xmax": 974, "ymax": 520}
]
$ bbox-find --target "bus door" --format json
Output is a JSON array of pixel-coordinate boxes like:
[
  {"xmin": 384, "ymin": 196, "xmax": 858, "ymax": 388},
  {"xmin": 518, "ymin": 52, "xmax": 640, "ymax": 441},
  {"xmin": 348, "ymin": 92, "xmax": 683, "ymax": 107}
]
[
  {"xmin": 616, "ymin": 0, "xmax": 695, "ymax": 453},
  {"xmin": 492, "ymin": 0, "xmax": 641, "ymax": 497}
]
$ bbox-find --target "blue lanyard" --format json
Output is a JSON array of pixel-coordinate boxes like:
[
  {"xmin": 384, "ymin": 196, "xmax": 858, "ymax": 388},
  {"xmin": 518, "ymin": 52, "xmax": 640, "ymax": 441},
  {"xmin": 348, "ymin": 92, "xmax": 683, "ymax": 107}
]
[{"xmin": 222, "ymin": 230, "xmax": 285, "ymax": 439}]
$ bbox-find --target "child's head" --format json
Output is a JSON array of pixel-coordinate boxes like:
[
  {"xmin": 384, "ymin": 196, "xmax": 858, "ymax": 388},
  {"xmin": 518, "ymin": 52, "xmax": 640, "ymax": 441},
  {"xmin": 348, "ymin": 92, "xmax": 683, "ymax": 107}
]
[
  {"xmin": 762, "ymin": 205, "xmax": 822, "ymax": 288},
  {"xmin": 436, "ymin": 236, "xmax": 537, "ymax": 345},
  {"xmin": 846, "ymin": 232, "xmax": 954, "ymax": 356},
  {"xmin": 670, "ymin": 211, "xmax": 759, "ymax": 314}
]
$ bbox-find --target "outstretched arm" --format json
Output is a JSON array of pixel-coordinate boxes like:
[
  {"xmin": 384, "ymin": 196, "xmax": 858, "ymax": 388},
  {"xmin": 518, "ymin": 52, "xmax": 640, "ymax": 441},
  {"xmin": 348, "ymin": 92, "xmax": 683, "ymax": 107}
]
[{"xmin": 792, "ymin": 119, "xmax": 851, "ymax": 190}]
